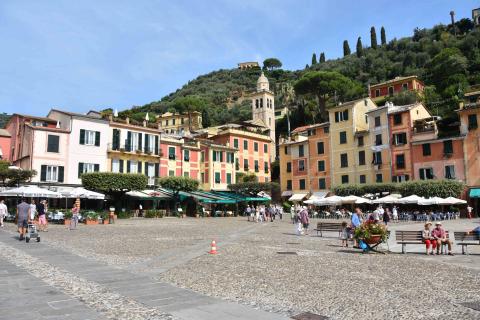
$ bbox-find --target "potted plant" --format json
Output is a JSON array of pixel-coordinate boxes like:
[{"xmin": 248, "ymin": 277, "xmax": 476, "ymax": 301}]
[
  {"xmin": 85, "ymin": 211, "xmax": 99, "ymax": 225},
  {"xmin": 354, "ymin": 220, "xmax": 388, "ymax": 244},
  {"xmin": 100, "ymin": 212, "xmax": 109, "ymax": 224},
  {"xmin": 64, "ymin": 210, "xmax": 72, "ymax": 225}
]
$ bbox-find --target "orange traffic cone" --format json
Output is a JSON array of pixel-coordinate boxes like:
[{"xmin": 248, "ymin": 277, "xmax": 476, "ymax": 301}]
[{"xmin": 209, "ymin": 240, "xmax": 217, "ymax": 254}]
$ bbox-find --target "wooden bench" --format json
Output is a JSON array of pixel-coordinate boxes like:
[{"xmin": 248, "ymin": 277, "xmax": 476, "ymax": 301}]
[
  {"xmin": 396, "ymin": 230, "xmax": 450, "ymax": 254},
  {"xmin": 454, "ymin": 232, "xmax": 480, "ymax": 255},
  {"xmin": 314, "ymin": 222, "xmax": 345, "ymax": 237}
]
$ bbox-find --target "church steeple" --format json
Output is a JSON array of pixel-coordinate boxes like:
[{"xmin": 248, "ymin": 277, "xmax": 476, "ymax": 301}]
[{"xmin": 251, "ymin": 72, "xmax": 276, "ymax": 161}]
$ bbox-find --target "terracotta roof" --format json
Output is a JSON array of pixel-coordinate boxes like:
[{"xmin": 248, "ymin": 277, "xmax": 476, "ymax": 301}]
[
  {"xmin": 12, "ymin": 113, "xmax": 57, "ymax": 123},
  {"xmin": 291, "ymin": 122, "xmax": 329, "ymax": 134},
  {"xmin": 49, "ymin": 109, "xmax": 107, "ymax": 121}
]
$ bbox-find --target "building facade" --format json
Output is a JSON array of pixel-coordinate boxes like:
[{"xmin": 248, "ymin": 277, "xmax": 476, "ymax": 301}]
[
  {"xmin": 458, "ymin": 93, "xmax": 480, "ymax": 187},
  {"xmin": 157, "ymin": 111, "xmax": 202, "ymax": 135},
  {"xmin": 198, "ymin": 140, "xmax": 237, "ymax": 191},
  {"xmin": 329, "ymin": 98, "xmax": 377, "ymax": 186},
  {"xmin": 0, "ymin": 129, "xmax": 11, "ymax": 161},
  {"xmin": 366, "ymin": 105, "xmax": 391, "ymax": 183},
  {"xmin": 369, "ymin": 76, "xmax": 425, "ymax": 102}
]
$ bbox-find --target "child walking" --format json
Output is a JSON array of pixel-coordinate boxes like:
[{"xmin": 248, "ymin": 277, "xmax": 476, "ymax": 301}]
[{"xmin": 341, "ymin": 221, "xmax": 349, "ymax": 247}]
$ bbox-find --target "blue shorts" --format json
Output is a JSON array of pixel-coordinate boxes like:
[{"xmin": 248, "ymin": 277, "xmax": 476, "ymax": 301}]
[{"xmin": 17, "ymin": 219, "xmax": 28, "ymax": 228}]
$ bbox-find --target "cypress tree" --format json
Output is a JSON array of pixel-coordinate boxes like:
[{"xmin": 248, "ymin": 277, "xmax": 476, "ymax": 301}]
[
  {"xmin": 381, "ymin": 26, "xmax": 386, "ymax": 45},
  {"xmin": 370, "ymin": 26, "xmax": 377, "ymax": 49},
  {"xmin": 343, "ymin": 40, "xmax": 351, "ymax": 56},
  {"xmin": 356, "ymin": 37, "xmax": 363, "ymax": 57},
  {"xmin": 319, "ymin": 52, "xmax": 325, "ymax": 63},
  {"xmin": 311, "ymin": 53, "xmax": 317, "ymax": 65},
  {"xmin": 305, "ymin": 64, "xmax": 309, "ymax": 69},
  {"xmin": 201, "ymin": 109, "xmax": 210, "ymax": 128}
]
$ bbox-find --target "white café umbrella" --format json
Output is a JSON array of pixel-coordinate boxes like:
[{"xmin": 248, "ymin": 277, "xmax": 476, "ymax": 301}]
[
  {"xmin": 397, "ymin": 195, "xmax": 425, "ymax": 204},
  {"xmin": 0, "ymin": 185, "xmax": 62, "ymax": 198},
  {"xmin": 442, "ymin": 196, "xmax": 467, "ymax": 205},
  {"xmin": 372, "ymin": 195, "xmax": 400, "ymax": 204},
  {"xmin": 61, "ymin": 187, "xmax": 105, "ymax": 200},
  {"xmin": 341, "ymin": 195, "xmax": 372, "ymax": 204},
  {"xmin": 418, "ymin": 196, "xmax": 444, "ymax": 205},
  {"xmin": 315, "ymin": 195, "xmax": 343, "ymax": 206}
]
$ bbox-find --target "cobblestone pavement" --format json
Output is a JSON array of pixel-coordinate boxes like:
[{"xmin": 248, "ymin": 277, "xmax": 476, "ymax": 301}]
[{"xmin": 2, "ymin": 217, "xmax": 480, "ymax": 319}]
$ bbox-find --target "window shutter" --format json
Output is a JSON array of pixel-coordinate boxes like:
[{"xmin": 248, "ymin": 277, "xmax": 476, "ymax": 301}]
[
  {"xmin": 144, "ymin": 134, "xmax": 149, "ymax": 152},
  {"xmin": 126, "ymin": 131, "xmax": 132, "ymax": 152},
  {"xmin": 58, "ymin": 166, "xmax": 64, "ymax": 182},
  {"xmin": 335, "ymin": 112, "xmax": 339, "ymax": 122},
  {"xmin": 220, "ymin": 151, "xmax": 223, "ymax": 162},
  {"xmin": 95, "ymin": 131, "xmax": 101, "ymax": 146},
  {"xmin": 155, "ymin": 163, "xmax": 159, "ymax": 177},
  {"xmin": 79, "ymin": 129, "xmax": 85, "ymax": 145},
  {"xmin": 343, "ymin": 110, "xmax": 348, "ymax": 121},
  {"xmin": 119, "ymin": 159, "xmax": 124, "ymax": 173},
  {"xmin": 40, "ymin": 165, "xmax": 47, "ymax": 181},
  {"xmin": 138, "ymin": 134, "xmax": 142, "ymax": 151},
  {"xmin": 94, "ymin": 164, "xmax": 100, "ymax": 172},
  {"xmin": 144, "ymin": 162, "xmax": 149, "ymax": 176},
  {"xmin": 154, "ymin": 136, "xmax": 159, "ymax": 155},
  {"xmin": 137, "ymin": 161, "xmax": 142, "ymax": 173},
  {"xmin": 419, "ymin": 169, "xmax": 425, "ymax": 180},
  {"xmin": 127, "ymin": 160, "xmax": 131, "ymax": 173},
  {"xmin": 112, "ymin": 129, "xmax": 119, "ymax": 150},
  {"xmin": 213, "ymin": 151, "xmax": 217, "ymax": 161},
  {"xmin": 78, "ymin": 163, "xmax": 84, "ymax": 178}
]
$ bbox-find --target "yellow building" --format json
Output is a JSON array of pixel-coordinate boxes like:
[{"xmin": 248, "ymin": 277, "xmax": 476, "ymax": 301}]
[
  {"xmin": 328, "ymin": 98, "xmax": 377, "ymax": 186},
  {"xmin": 366, "ymin": 104, "xmax": 392, "ymax": 183},
  {"xmin": 157, "ymin": 111, "xmax": 202, "ymax": 134}
]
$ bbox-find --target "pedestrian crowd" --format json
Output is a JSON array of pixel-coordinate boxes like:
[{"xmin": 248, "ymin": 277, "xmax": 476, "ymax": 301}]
[{"xmin": 245, "ymin": 204, "xmax": 283, "ymax": 223}]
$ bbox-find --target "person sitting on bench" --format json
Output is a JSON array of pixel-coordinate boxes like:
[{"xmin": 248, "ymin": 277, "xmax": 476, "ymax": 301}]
[{"xmin": 431, "ymin": 222, "xmax": 454, "ymax": 256}]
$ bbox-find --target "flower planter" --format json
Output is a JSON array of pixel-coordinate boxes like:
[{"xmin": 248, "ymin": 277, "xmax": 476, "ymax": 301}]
[
  {"xmin": 85, "ymin": 219, "xmax": 99, "ymax": 225},
  {"xmin": 364, "ymin": 234, "xmax": 382, "ymax": 244},
  {"xmin": 102, "ymin": 219, "xmax": 109, "ymax": 225},
  {"xmin": 64, "ymin": 219, "xmax": 71, "ymax": 225}
]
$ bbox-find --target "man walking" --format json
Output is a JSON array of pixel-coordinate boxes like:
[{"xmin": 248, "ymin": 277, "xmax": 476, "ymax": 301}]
[
  {"xmin": 0, "ymin": 199, "xmax": 7, "ymax": 227},
  {"xmin": 16, "ymin": 198, "xmax": 30, "ymax": 241}
]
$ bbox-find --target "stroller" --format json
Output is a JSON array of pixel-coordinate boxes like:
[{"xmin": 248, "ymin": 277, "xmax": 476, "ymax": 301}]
[{"xmin": 25, "ymin": 223, "xmax": 40, "ymax": 243}]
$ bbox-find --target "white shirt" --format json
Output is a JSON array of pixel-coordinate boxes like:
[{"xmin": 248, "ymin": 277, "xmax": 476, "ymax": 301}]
[
  {"xmin": 467, "ymin": 206, "xmax": 473, "ymax": 213},
  {"xmin": 0, "ymin": 203, "xmax": 7, "ymax": 216},
  {"xmin": 30, "ymin": 204, "xmax": 37, "ymax": 219}
]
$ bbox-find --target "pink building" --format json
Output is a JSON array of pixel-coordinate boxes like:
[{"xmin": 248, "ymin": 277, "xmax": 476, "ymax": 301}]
[{"xmin": 0, "ymin": 129, "xmax": 11, "ymax": 161}]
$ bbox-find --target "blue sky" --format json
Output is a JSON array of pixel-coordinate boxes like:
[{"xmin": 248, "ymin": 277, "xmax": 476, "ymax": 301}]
[{"xmin": 0, "ymin": 0, "xmax": 478, "ymax": 115}]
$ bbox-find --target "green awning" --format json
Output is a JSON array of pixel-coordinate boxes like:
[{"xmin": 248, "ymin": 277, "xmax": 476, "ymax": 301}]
[
  {"xmin": 214, "ymin": 191, "xmax": 270, "ymax": 202},
  {"xmin": 191, "ymin": 191, "xmax": 237, "ymax": 204},
  {"xmin": 469, "ymin": 188, "xmax": 480, "ymax": 198}
]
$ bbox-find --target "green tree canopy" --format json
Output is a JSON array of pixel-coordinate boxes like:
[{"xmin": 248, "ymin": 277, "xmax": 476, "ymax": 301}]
[
  {"xmin": 294, "ymin": 71, "xmax": 362, "ymax": 121},
  {"xmin": 343, "ymin": 40, "xmax": 351, "ymax": 56},
  {"xmin": 370, "ymin": 26, "xmax": 378, "ymax": 49},
  {"xmin": 263, "ymin": 58, "xmax": 282, "ymax": 71},
  {"xmin": 201, "ymin": 109, "xmax": 211, "ymax": 128},
  {"xmin": 228, "ymin": 181, "xmax": 279, "ymax": 195},
  {"xmin": 0, "ymin": 160, "xmax": 37, "ymax": 187},
  {"xmin": 429, "ymin": 47, "xmax": 468, "ymax": 95},
  {"xmin": 356, "ymin": 37, "xmax": 363, "ymax": 57},
  {"xmin": 319, "ymin": 52, "xmax": 325, "ymax": 63},
  {"xmin": 311, "ymin": 53, "xmax": 317, "ymax": 65},
  {"xmin": 157, "ymin": 176, "xmax": 199, "ymax": 193},
  {"xmin": 82, "ymin": 172, "xmax": 147, "ymax": 193},
  {"xmin": 380, "ymin": 26, "xmax": 386, "ymax": 45}
]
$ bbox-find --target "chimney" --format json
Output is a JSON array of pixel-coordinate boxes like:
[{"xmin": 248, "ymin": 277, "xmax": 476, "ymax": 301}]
[{"xmin": 126, "ymin": 117, "xmax": 130, "ymax": 124}]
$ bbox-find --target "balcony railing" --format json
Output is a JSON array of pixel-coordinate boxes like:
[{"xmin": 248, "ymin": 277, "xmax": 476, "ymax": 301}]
[
  {"xmin": 108, "ymin": 143, "xmax": 160, "ymax": 156},
  {"xmin": 413, "ymin": 124, "xmax": 435, "ymax": 134}
]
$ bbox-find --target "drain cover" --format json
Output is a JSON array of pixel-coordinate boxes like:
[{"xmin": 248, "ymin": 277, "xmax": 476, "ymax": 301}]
[
  {"xmin": 461, "ymin": 301, "xmax": 480, "ymax": 311},
  {"xmin": 277, "ymin": 251, "xmax": 297, "ymax": 255},
  {"xmin": 291, "ymin": 312, "xmax": 328, "ymax": 320}
]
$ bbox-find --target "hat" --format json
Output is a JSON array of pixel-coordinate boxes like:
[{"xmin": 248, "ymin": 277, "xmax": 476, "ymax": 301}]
[
  {"xmin": 435, "ymin": 222, "xmax": 442, "ymax": 225},
  {"xmin": 425, "ymin": 222, "xmax": 432, "ymax": 227}
]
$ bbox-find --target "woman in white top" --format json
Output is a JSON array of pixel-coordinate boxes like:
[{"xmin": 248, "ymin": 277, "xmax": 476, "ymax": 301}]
[{"xmin": 0, "ymin": 199, "xmax": 7, "ymax": 227}]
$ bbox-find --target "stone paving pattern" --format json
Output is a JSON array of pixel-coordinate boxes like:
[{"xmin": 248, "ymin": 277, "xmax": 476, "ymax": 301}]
[{"xmin": 1, "ymin": 217, "xmax": 479, "ymax": 319}]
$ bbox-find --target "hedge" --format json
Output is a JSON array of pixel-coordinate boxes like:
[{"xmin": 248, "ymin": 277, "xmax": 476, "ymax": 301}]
[
  {"xmin": 332, "ymin": 180, "xmax": 465, "ymax": 198},
  {"xmin": 81, "ymin": 172, "xmax": 147, "ymax": 192}
]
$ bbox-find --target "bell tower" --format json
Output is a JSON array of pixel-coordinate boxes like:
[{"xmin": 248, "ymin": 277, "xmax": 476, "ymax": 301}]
[{"xmin": 251, "ymin": 72, "xmax": 276, "ymax": 161}]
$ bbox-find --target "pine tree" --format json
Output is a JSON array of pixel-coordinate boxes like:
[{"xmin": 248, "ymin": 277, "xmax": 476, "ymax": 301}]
[
  {"xmin": 370, "ymin": 26, "xmax": 377, "ymax": 49},
  {"xmin": 201, "ymin": 109, "xmax": 210, "ymax": 128},
  {"xmin": 305, "ymin": 64, "xmax": 309, "ymax": 69},
  {"xmin": 311, "ymin": 53, "xmax": 317, "ymax": 65},
  {"xmin": 319, "ymin": 52, "xmax": 325, "ymax": 63},
  {"xmin": 343, "ymin": 40, "xmax": 351, "ymax": 56},
  {"xmin": 356, "ymin": 37, "xmax": 363, "ymax": 57},
  {"xmin": 381, "ymin": 26, "xmax": 386, "ymax": 45}
]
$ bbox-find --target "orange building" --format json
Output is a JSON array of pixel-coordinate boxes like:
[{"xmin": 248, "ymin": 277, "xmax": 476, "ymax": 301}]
[
  {"xmin": 0, "ymin": 129, "xmax": 11, "ymax": 161},
  {"xmin": 458, "ymin": 92, "xmax": 480, "ymax": 193},
  {"xmin": 388, "ymin": 103, "xmax": 431, "ymax": 182},
  {"xmin": 369, "ymin": 76, "xmax": 425, "ymax": 102}
]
